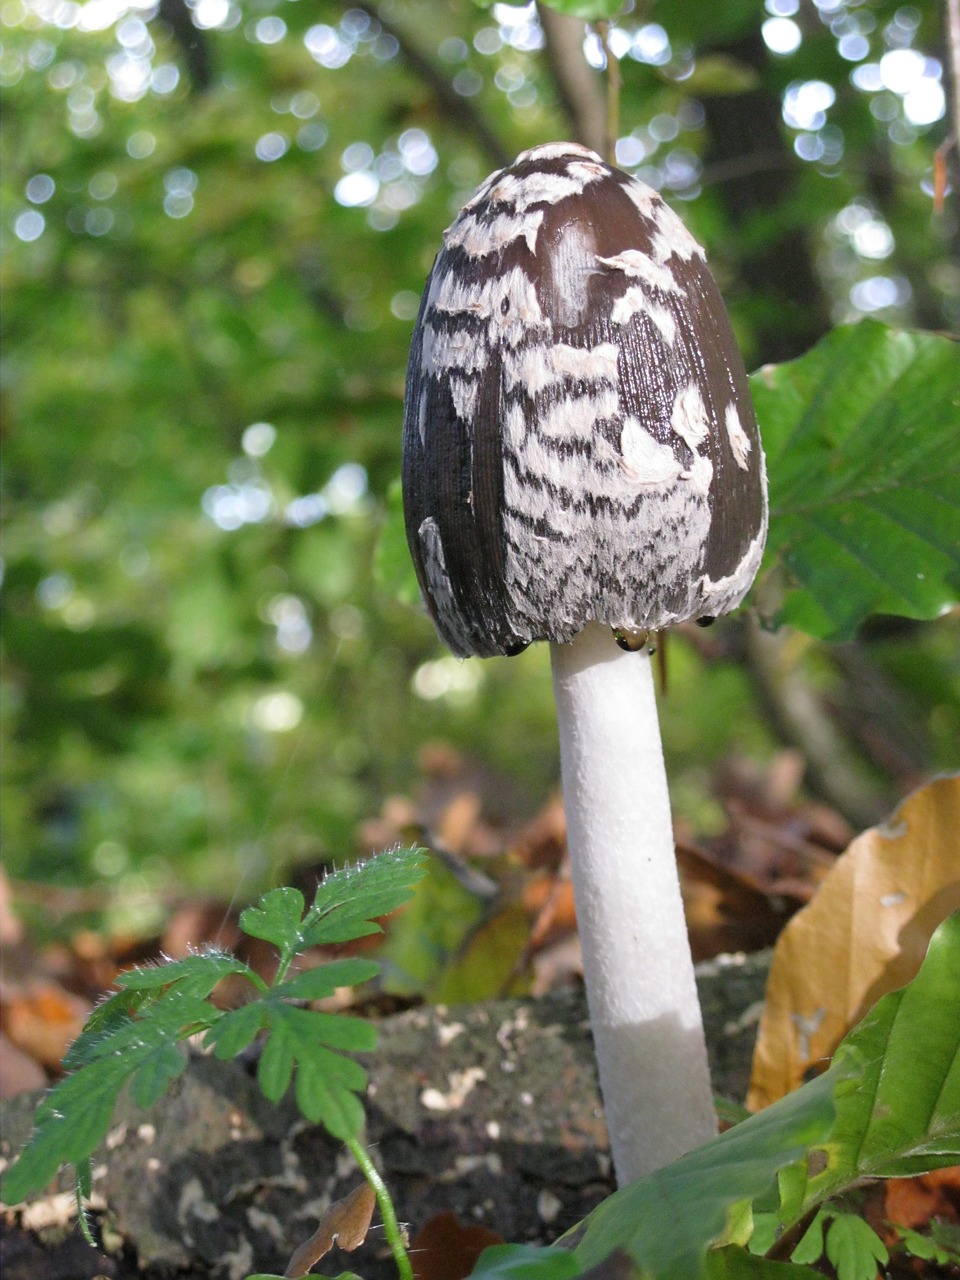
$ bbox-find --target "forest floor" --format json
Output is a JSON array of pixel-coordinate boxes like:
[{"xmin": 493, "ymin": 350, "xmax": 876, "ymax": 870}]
[{"xmin": 2, "ymin": 749, "xmax": 958, "ymax": 1278}]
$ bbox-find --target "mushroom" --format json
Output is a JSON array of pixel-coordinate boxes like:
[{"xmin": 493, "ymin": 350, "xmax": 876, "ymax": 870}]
[{"xmin": 401, "ymin": 143, "xmax": 767, "ymax": 1184}]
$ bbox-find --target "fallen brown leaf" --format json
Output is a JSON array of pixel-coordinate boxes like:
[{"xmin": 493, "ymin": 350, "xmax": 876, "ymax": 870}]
[
  {"xmin": 2, "ymin": 981, "xmax": 91, "ymax": 1071},
  {"xmin": 748, "ymin": 775, "xmax": 960, "ymax": 1109},
  {"xmin": 282, "ymin": 1181, "xmax": 376, "ymax": 1277}
]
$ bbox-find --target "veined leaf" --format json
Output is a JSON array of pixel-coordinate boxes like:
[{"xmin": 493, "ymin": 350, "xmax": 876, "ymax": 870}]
[
  {"xmin": 564, "ymin": 1059, "xmax": 844, "ymax": 1277},
  {"xmin": 273, "ymin": 957, "xmax": 380, "ymax": 1001},
  {"xmin": 113, "ymin": 949, "xmax": 259, "ymax": 997},
  {"xmin": 799, "ymin": 910, "xmax": 960, "ymax": 1207},
  {"xmin": 297, "ymin": 846, "xmax": 426, "ymax": 948},
  {"xmin": 748, "ymin": 776, "xmax": 960, "ymax": 1108},
  {"xmin": 239, "ymin": 886, "xmax": 307, "ymax": 953},
  {"xmin": 753, "ymin": 322, "xmax": 960, "ymax": 640}
]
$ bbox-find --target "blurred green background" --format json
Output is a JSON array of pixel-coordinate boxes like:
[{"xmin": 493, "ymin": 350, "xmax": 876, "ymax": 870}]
[{"xmin": 2, "ymin": 0, "xmax": 958, "ymax": 934}]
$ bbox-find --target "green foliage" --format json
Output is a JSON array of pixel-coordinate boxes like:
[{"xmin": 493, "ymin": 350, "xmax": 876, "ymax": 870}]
[
  {"xmin": 469, "ymin": 912, "xmax": 960, "ymax": 1279},
  {"xmin": 753, "ymin": 322, "xmax": 960, "ymax": 640},
  {"xmin": 0, "ymin": 847, "xmax": 425, "ymax": 1206},
  {"xmin": 4, "ymin": 0, "xmax": 956, "ymax": 911},
  {"xmin": 791, "ymin": 1210, "xmax": 888, "ymax": 1280},
  {"xmin": 893, "ymin": 1221, "xmax": 960, "ymax": 1267}
]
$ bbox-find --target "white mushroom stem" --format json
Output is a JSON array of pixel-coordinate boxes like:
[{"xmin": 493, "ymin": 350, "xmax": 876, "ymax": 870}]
[{"xmin": 550, "ymin": 622, "xmax": 718, "ymax": 1185}]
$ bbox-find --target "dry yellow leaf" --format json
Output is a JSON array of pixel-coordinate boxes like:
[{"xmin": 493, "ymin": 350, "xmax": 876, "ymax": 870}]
[{"xmin": 747, "ymin": 775, "xmax": 960, "ymax": 1111}]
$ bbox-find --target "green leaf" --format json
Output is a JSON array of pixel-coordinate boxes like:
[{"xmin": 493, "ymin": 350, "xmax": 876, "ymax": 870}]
[
  {"xmin": 130, "ymin": 1040, "xmax": 189, "ymax": 1108},
  {"xmin": 753, "ymin": 322, "xmax": 960, "ymax": 640},
  {"xmin": 297, "ymin": 847, "xmax": 426, "ymax": 948},
  {"xmin": 704, "ymin": 1246, "xmax": 823, "ymax": 1279},
  {"xmin": 894, "ymin": 1223, "xmax": 960, "ymax": 1265},
  {"xmin": 824, "ymin": 1214, "xmax": 888, "ymax": 1280},
  {"xmin": 469, "ymin": 1243, "xmax": 583, "ymax": 1278},
  {"xmin": 257, "ymin": 1020, "xmax": 296, "ymax": 1101},
  {"xmin": 791, "ymin": 1212, "xmax": 825, "ymax": 1265},
  {"xmin": 295, "ymin": 1049, "xmax": 368, "ymax": 1140},
  {"xmin": 113, "ymin": 949, "xmax": 258, "ymax": 997},
  {"xmin": 240, "ymin": 886, "xmax": 307, "ymax": 952},
  {"xmin": 205, "ymin": 1002, "xmax": 266, "ymax": 1059},
  {"xmin": 564, "ymin": 1060, "xmax": 845, "ymax": 1277},
  {"xmin": 798, "ymin": 910, "xmax": 960, "ymax": 1208},
  {"xmin": 272, "ymin": 957, "xmax": 380, "ymax": 1001}
]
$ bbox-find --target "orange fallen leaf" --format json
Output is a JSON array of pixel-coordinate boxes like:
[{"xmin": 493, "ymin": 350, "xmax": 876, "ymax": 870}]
[
  {"xmin": 747, "ymin": 776, "xmax": 960, "ymax": 1109},
  {"xmin": 885, "ymin": 1167, "xmax": 960, "ymax": 1232},
  {"xmin": 2, "ymin": 981, "xmax": 91, "ymax": 1071},
  {"xmin": 282, "ymin": 1181, "xmax": 376, "ymax": 1277}
]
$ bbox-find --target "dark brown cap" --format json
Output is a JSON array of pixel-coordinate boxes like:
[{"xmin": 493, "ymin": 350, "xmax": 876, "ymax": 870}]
[{"xmin": 403, "ymin": 143, "xmax": 767, "ymax": 658}]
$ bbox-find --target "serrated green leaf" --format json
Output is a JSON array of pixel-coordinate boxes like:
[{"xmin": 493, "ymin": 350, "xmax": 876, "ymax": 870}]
[
  {"xmin": 240, "ymin": 886, "xmax": 307, "ymax": 951},
  {"xmin": 298, "ymin": 847, "xmax": 426, "ymax": 949},
  {"xmin": 113, "ymin": 949, "xmax": 254, "ymax": 994},
  {"xmin": 205, "ymin": 1002, "xmax": 265, "ymax": 1059},
  {"xmin": 824, "ymin": 1214, "xmax": 888, "ymax": 1280},
  {"xmin": 295, "ymin": 1050, "xmax": 368, "ymax": 1140},
  {"xmin": 258, "ymin": 1022, "xmax": 295, "ymax": 1102},
  {"xmin": 894, "ymin": 1223, "xmax": 959, "ymax": 1264},
  {"xmin": 62, "ymin": 987, "xmax": 151, "ymax": 1069},
  {"xmin": 753, "ymin": 322, "xmax": 960, "ymax": 640},
  {"xmin": 1, "ymin": 990, "xmax": 218, "ymax": 1204},
  {"xmin": 131, "ymin": 1040, "xmax": 188, "ymax": 1108},
  {"xmin": 791, "ymin": 1211, "xmax": 825, "ymax": 1266},
  {"xmin": 273, "ymin": 957, "xmax": 380, "ymax": 1002}
]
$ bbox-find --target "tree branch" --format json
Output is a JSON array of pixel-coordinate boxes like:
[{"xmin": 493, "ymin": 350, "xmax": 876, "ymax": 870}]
[
  {"xmin": 536, "ymin": 4, "xmax": 606, "ymax": 156},
  {"xmin": 349, "ymin": 2, "xmax": 510, "ymax": 169}
]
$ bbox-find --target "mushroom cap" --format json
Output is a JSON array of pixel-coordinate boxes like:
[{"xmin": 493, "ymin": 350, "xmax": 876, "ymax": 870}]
[{"xmin": 402, "ymin": 143, "xmax": 768, "ymax": 658}]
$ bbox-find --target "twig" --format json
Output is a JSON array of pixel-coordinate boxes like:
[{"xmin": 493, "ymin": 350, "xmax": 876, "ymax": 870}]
[
  {"xmin": 537, "ymin": 3, "xmax": 606, "ymax": 155},
  {"xmin": 595, "ymin": 21, "xmax": 621, "ymax": 163},
  {"xmin": 346, "ymin": 1, "xmax": 510, "ymax": 168}
]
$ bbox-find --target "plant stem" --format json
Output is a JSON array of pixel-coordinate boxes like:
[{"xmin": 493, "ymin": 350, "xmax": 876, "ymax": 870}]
[
  {"xmin": 346, "ymin": 1137, "xmax": 413, "ymax": 1280},
  {"xmin": 550, "ymin": 623, "xmax": 717, "ymax": 1184}
]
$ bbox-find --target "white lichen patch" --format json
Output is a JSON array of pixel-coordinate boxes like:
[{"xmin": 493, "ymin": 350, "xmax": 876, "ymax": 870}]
[
  {"xmin": 221, "ymin": 1238, "xmax": 255, "ymax": 1280},
  {"xmin": 436, "ymin": 1020, "xmax": 466, "ymax": 1047},
  {"xmin": 177, "ymin": 1176, "xmax": 220, "ymax": 1224},
  {"xmin": 537, "ymin": 1189, "xmax": 563, "ymax": 1223},
  {"xmin": 420, "ymin": 1066, "xmax": 487, "ymax": 1112}
]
